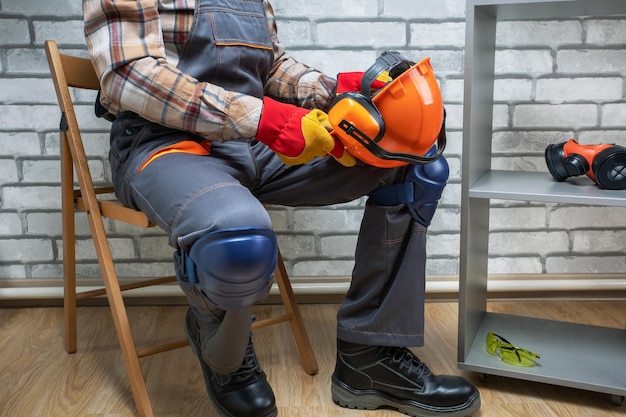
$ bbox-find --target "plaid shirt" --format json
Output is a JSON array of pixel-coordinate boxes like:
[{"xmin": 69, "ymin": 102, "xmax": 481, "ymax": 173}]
[{"xmin": 83, "ymin": 0, "xmax": 336, "ymax": 141}]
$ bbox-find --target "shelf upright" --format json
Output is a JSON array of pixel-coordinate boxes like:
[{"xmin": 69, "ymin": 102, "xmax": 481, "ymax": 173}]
[{"xmin": 458, "ymin": 0, "xmax": 626, "ymax": 403}]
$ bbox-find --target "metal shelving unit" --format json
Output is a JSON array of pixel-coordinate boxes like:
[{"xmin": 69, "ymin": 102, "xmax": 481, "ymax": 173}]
[{"xmin": 458, "ymin": 0, "xmax": 626, "ymax": 404}]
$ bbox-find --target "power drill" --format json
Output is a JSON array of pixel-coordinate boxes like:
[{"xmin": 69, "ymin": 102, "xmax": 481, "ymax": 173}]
[{"xmin": 545, "ymin": 139, "xmax": 626, "ymax": 190}]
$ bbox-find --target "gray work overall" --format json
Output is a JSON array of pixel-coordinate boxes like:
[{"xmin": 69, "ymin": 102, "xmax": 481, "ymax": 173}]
[{"xmin": 107, "ymin": 0, "xmax": 429, "ymax": 372}]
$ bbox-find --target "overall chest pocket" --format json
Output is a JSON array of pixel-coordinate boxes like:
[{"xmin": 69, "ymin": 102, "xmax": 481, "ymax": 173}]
[{"xmin": 204, "ymin": 2, "xmax": 272, "ymax": 50}]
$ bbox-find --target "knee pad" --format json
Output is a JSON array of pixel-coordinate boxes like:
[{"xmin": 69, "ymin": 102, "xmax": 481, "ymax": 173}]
[
  {"xmin": 369, "ymin": 150, "xmax": 449, "ymax": 226},
  {"xmin": 179, "ymin": 228, "xmax": 278, "ymax": 310}
]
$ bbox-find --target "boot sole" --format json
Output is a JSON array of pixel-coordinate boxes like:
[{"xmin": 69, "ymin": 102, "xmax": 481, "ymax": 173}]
[{"xmin": 331, "ymin": 379, "xmax": 481, "ymax": 417}]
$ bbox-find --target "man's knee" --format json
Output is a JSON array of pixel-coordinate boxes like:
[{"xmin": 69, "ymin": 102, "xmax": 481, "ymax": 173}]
[
  {"xmin": 176, "ymin": 228, "xmax": 278, "ymax": 310},
  {"xmin": 369, "ymin": 154, "xmax": 449, "ymax": 226}
]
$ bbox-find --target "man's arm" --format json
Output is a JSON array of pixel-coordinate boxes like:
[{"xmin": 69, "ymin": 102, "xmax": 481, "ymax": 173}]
[
  {"xmin": 83, "ymin": 0, "xmax": 262, "ymax": 141},
  {"xmin": 264, "ymin": 52, "xmax": 337, "ymax": 112}
]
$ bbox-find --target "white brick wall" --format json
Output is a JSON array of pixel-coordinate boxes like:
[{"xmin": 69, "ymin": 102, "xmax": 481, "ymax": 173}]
[
  {"xmin": 0, "ymin": 0, "xmax": 625, "ymax": 281},
  {"xmin": 488, "ymin": 15, "xmax": 626, "ymax": 276}
]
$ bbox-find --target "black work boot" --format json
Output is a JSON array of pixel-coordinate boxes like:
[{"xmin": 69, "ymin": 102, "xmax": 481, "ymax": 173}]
[
  {"xmin": 185, "ymin": 308, "xmax": 277, "ymax": 417},
  {"xmin": 332, "ymin": 340, "xmax": 481, "ymax": 417}
]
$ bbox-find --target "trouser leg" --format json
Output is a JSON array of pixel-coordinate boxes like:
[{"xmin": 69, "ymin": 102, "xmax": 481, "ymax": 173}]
[
  {"xmin": 158, "ymin": 157, "xmax": 275, "ymax": 374},
  {"xmin": 249, "ymin": 140, "xmax": 425, "ymax": 346},
  {"xmin": 336, "ymin": 200, "xmax": 426, "ymax": 347},
  {"xmin": 110, "ymin": 117, "xmax": 273, "ymax": 374},
  {"xmin": 175, "ymin": 249, "xmax": 256, "ymax": 375}
]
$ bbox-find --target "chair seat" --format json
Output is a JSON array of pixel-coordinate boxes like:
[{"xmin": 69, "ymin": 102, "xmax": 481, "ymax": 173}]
[{"xmin": 75, "ymin": 194, "xmax": 154, "ymax": 227}]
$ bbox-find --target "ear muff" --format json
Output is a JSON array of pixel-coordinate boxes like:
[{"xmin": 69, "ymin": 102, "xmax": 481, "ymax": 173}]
[
  {"xmin": 328, "ymin": 92, "xmax": 385, "ymax": 155},
  {"xmin": 592, "ymin": 147, "xmax": 626, "ymax": 190},
  {"xmin": 329, "ymin": 51, "xmax": 446, "ymax": 168}
]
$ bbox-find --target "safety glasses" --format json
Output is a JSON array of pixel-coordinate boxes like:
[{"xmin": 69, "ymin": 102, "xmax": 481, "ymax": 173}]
[{"xmin": 486, "ymin": 332, "xmax": 540, "ymax": 367}]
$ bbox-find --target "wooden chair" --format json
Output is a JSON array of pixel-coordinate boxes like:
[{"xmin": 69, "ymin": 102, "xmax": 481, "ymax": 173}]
[{"xmin": 44, "ymin": 39, "xmax": 317, "ymax": 417}]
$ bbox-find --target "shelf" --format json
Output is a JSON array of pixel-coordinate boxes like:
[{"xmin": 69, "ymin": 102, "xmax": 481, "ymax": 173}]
[
  {"xmin": 459, "ymin": 0, "xmax": 626, "ymax": 402},
  {"xmin": 469, "ymin": 171, "xmax": 626, "ymax": 206},
  {"xmin": 459, "ymin": 312, "xmax": 626, "ymax": 397}
]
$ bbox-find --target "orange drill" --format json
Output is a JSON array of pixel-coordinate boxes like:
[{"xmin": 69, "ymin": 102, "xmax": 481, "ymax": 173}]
[{"xmin": 545, "ymin": 139, "xmax": 626, "ymax": 190}]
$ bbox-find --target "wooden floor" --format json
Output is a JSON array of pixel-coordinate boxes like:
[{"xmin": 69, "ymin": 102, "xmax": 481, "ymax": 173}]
[{"xmin": 0, "ymin": 300, "xmax": 624, "ymax": 417}]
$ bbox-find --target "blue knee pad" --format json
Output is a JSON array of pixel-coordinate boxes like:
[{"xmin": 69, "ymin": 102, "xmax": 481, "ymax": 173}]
[
  {"xmin": 180, "ymin": 228, "xmax": 278, "ymax": 310},
  {"xmin": 369, "ymin": 150, "xmax": 449, "ymax": 227}
]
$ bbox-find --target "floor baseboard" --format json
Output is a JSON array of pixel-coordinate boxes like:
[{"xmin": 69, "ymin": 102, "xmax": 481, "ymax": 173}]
[{"xmin": 1, "ymin": 274, "xmax": 625, "ymax": 307}]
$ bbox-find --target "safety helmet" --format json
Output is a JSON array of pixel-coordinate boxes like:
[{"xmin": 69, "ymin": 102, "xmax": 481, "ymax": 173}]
[{"xmin": 328, "ymin": 51, "xmax": 446, "ymax": 168}]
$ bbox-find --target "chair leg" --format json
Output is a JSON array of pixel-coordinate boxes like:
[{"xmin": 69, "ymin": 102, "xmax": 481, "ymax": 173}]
[
  {"xmin": 106, "ymin": 277, "xmax": 155, "ymax": 417},
  {"xmin": 60, "ymin": 132, "xmax": 78, "ymax": 354},
  {"xmin": 98, "ymin": 249, "xmax": 155, "ymax": 417},
  {"xmin": 83, "ymin": 196, "xmax": 155, "ymax": 416},
  {"xmin": 273, "ymin": 250, "xmax": 319, "ymax": 375}
]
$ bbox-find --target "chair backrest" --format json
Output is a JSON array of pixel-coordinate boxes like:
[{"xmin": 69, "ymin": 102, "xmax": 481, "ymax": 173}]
[
  {"xmin": 45, "ymin": 40, "xmax": 102, "ymax": 205},
  {"xmin": 45, "ymin": 40, "xmax": 154, "ymax": 228},
  {"xmin": 48, "ymin": 48, "xmax": 100, "ymax": 91}
]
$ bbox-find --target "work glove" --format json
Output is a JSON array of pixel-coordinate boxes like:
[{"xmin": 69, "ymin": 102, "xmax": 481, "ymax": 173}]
[
  {"xmin": 256, "ymin": 97, "xmax": 356, "ymax": 167},
  {"xmin": 335, "ymin": 71, "xmax": 391, "ymax": 95}
]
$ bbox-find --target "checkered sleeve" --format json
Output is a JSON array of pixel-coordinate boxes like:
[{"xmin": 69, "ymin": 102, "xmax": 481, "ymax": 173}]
[
  {"xmin": 262, "ymin": 2, "xmax": 337, "ymax": 112},
  {"xmin": 83, "ymin": 0, "xmax": 262, "ymax": 141}
]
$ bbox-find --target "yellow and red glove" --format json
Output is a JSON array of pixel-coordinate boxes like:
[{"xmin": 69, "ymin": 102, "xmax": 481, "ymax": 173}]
[{"xmin": 256, "ymin": 97, "xmax": 355, "ymax": 167}]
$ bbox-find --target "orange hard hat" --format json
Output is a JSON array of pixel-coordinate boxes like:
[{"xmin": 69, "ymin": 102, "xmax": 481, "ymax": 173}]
[{"xmin": 328, "ymin": 51, "xmax": 446, "ymax": 168}]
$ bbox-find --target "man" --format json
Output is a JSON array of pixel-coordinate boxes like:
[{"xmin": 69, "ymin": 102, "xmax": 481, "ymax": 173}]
[{"xmin": 82, "ymin": 1, "xmax": 481, "ymax": 416}]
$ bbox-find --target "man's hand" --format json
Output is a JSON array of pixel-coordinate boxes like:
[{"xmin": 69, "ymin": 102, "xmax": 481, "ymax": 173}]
[{"xmin": 256, "ymin": 97, "xmax": 355, "ymax": 167}]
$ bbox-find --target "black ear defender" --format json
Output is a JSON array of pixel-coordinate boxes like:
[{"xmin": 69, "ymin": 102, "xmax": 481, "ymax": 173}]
[{"xmin": 545, "ymin": 139, "xmax": 626, "ymax": 190}]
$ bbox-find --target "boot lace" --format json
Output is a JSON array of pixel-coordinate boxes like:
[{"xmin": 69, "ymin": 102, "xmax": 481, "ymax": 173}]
[
  {"xmin": 213, "ymin": 339, "xmax": 262, "ymax": 385},
  {"xmin": 386, "ymin": 346, "xmax": 432, "ymax": 380}
]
